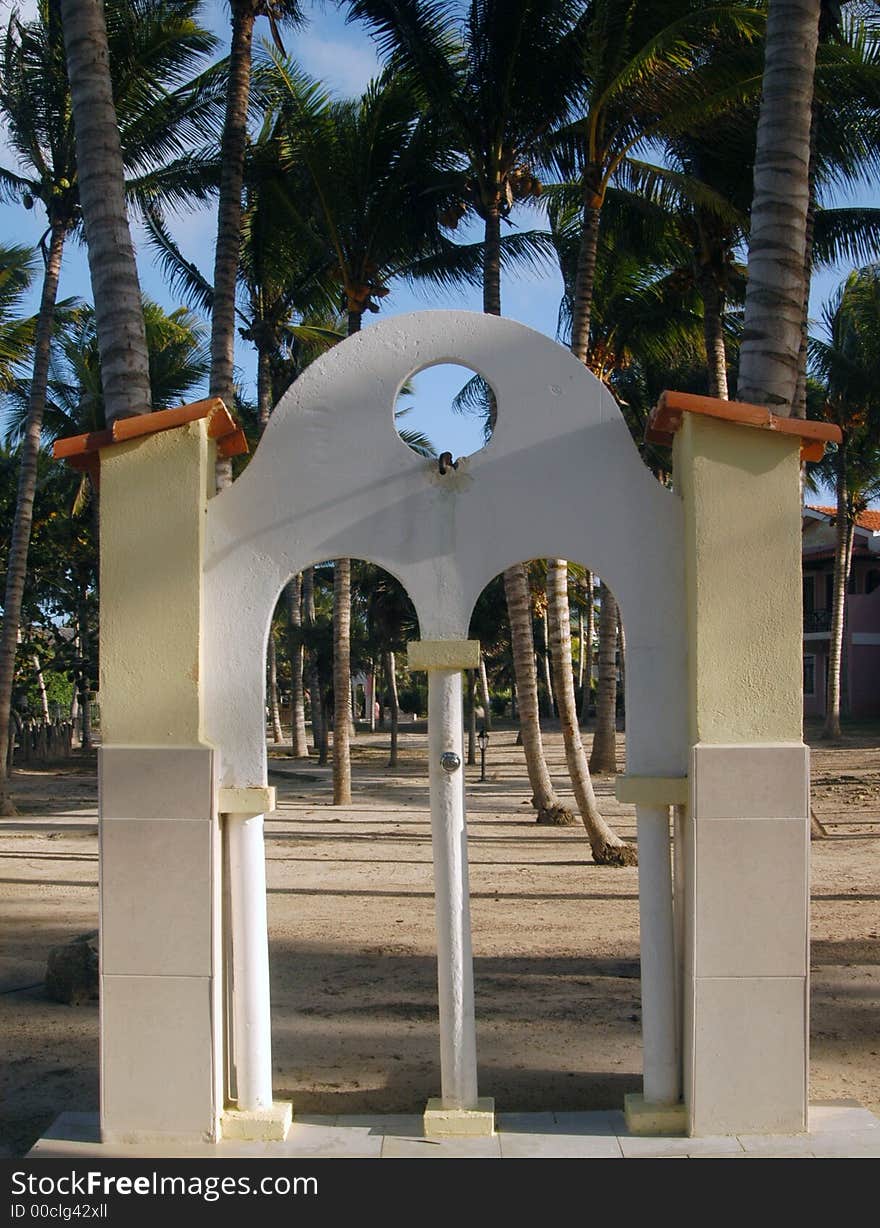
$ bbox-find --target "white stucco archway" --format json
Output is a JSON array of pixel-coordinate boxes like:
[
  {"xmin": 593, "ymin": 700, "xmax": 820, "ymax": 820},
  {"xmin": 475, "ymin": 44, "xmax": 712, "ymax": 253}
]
[
  {"xmin": 64, "ymin": 308, "xmax": 833, "ymax": 1146},
  {"xmin": 202, "ymin": 312, "xmax": 687, "ymax": 787}
]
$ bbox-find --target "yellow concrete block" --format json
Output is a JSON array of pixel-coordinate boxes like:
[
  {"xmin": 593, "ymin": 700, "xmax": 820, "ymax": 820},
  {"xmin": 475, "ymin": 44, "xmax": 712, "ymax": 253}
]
[
  {"xmin": 408, "ymin": 640, "xmax": 481, "ymax": 671},
  {"xmin": 616, "ymin": 776, "xmax": 688, "ymax": 806},
  {"xmin": 221, "ymin": 1101, "xmax": 292, "ymax": 1142},
  {"xmin": 624, "ymin": 1093, "xmax": 687, "ymax": 1137},
  {"xmin": 675, "ymin": 414, "xmax": 803, "ymax": 745},
  {"xmin": 218, "ymin": 786, "xmax": 276, "ymax": 815},
  {"xmin": 100, "ymin": 420, "xmax": 209, "ymax": 746},
  {"xmin": 423, "ymin": 1097, "xmax": 495, "ymax": 1137}
]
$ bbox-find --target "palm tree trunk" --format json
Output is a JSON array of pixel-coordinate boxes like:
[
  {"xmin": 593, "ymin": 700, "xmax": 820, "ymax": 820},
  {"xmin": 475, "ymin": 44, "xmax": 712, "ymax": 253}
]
[
  {"xmin": 483, "ymin": 204, "xmax": 502, "ymax": 316},
  {"xmin": 617, "ymin": 605, "xmax": 626, "ymax": 722},
  {"xmin": 503, "ymin": 563, "xmax": 574, "ymax": 825},
  {"xmin": 478, "ymin": 653, "xmax": 491, "ymax": 732},
  {"xmin": 589, "ymin": 582, "xmax": 619, "ymax": 774},
  {"xmin": 569, "ymin": 187, "xmax": 601, "ymax": 363},
  {"xmin": 736, "ymin": 0, "xmax": 821, "ymax": 414},
  {"xmin": 286, "ymin": 575, "xmax": 309, "ymax": 758},
  {"xmin": 540, "ymin": 608, "xmax": 554, "ymax": 717},
  {"xmin": 60, "ymin": 0, "xmax": 151, "ymax": 424},
  {"xmin": 76, "ymin": 579, "xmax": 92, "ymax": 753},
  {"xmin": 302, "ymin": 567, "xmax": 326, "ymax": 761},
  {"xmin": 698, "ymin": 266, "xmax": 729, "ymax": 399},
  {"xmin": 330, "ymin": 309, "xmax": 364, "ymax": 799},
  {"xmin": 0, "ymin": 220, "xmax": 67, "ymax": 816},
  {"xmin": 577, "ymin": 610, "xmax": 585, "ymax": 691},
  {"xmin": 257, "ymin": 345, "xmax": 272, "ymax": 429},
  {"xmin": 823, "ymin": 447, "xmax": 852, "ymax": 739},
  {"xmin": 333, "ymin": 558, "xmax": 352, "ymax": 804},
  {"xmin": 580, "ymin": 571, "xmax": 594, "ymax": 724},
  {"xmin": 793, "ymin": 97, "xmax": 821, "ymax": 421},
  {"xmin": 547, "ymin": 560, "xmax": 635, "ymax": 864},
  {"xmin": 211, "ymin": 0, "xmax": 256, "ymax": 486},
  {"xmin": 384, "ymin": 649, "xmax": 399, "ymax": 767},
  {"xmin": 466, "ymin": 670, "xmax": 477, "ymax": 766},
  {"xmin": 33, "ymin": 654, "xmax": 50, "ymax": 723},
  {"xmin": 267, "ymin": 631, "xmax": 283, "ymax": 744}
]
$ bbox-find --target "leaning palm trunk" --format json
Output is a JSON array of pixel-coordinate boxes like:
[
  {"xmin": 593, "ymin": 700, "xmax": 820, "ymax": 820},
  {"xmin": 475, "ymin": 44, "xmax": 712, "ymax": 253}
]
[
  {"xmin": 547, "ymin": 560, "xmax": 635, "ymax": 865},
  {"xmin": 478, "ymin": 653, "xmax": 491, "ymax": 732},
  {"xmin": 737, "ymin": 0, "xmax": 821, "ymax": 413},
  {"xmin": 332, "ymin": 558, "xmax": 352, "ymax": 804},
  {"xmin": 823, "ymin": 451, "xmax": 853, "ymax": 739},
  {"xmin": 60, "ymin": 0, "xmax": 150, "ymax": 424},
  {"xmin": 0, "ymin": 221, "xmax": 67, "ymax": 815},
  {"xmin": 210, "ymin": 1, "xmax": 256, "ymax": 488},
  {"xmin": 589, "ymin": 582, "xmax": 619, "ymax": 774},
  {"xmin": 503, "ymin": 563, "xmax": 574, "ymax": 825},
  {"xmin": 286, "ymin": 575, "xmax": 309, "ymax": 758},
  {"xmin": 267, "ymin": 632, "xmax": 283, "ymax": 744},
  {"xmin": 384, "ymin": 650, "xmax": 399, "ymax": 768}
]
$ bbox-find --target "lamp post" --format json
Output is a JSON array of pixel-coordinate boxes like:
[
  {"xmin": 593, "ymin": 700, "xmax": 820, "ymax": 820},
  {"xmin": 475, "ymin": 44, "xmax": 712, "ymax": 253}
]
[{"xmin": 477, "ymin": 726, "xmax": 489, "ymax": 782}]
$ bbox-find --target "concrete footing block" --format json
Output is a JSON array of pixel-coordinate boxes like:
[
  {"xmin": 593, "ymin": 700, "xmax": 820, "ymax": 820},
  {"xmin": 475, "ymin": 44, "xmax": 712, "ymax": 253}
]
[
  {"xmin": 221, "ymin": 1101, "xmax": 292, "ymax": 1142},
  {"xmin": 624, "ymin": 1093, "xmax": 687, "ymax": 1137},
  {"xmin": 424, "ymin": 1097, "xmax": 495, "ymax": 1137}
]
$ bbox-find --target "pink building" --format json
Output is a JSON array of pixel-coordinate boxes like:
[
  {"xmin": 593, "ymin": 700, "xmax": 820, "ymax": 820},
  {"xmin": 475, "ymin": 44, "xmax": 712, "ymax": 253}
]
[{"xmin": 802, "ymin": 506, "xmax": 880, "ymax": 719}]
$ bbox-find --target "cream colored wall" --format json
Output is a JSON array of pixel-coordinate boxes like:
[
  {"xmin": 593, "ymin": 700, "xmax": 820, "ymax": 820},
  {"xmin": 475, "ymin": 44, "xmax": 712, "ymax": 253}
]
[
  {"xmin": 100, "ymin": 420, "xmax": 209, "ymax": 746},
  {"xmin": 675, "ymin": 414, "xmax": 803, "ymax": 745}
]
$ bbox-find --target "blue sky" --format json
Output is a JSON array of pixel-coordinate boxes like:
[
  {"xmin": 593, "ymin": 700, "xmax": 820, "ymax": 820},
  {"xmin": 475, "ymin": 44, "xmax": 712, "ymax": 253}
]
[{"xmin": 0, "ymin": 1, "xmax": 876, "ymax": 462}]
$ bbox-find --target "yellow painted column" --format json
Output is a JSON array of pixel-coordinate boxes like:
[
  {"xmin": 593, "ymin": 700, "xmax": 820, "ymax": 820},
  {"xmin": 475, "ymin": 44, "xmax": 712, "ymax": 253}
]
[
  {"xmin": 98, "ymin": 420, "xmax": 222, "ymax": 1144},
  {"xmin": 675, "ymin": 413, "xmax": 809, "ymax": 1136}
]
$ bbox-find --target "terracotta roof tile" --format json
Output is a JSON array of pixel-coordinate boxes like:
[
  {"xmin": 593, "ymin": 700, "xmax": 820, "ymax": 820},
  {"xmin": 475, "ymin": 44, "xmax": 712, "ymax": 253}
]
[{"xmin": 807, "ymin": 505, "xmax": 880, "ymax": 532}]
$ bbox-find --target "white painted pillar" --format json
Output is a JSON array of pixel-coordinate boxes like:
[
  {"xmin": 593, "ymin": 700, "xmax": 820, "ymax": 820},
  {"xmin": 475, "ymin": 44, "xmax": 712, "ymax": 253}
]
[
  {"xmin": 428, "ymin": 668, "xmax": 479, "ymax": 1109},
  {"xmin": 226, "ymin": 813, "xmax": 274, "ymax": 1110},
  {"xmin": 636, "ymin": 804, "xmax": 679, "ymax": 1104}
]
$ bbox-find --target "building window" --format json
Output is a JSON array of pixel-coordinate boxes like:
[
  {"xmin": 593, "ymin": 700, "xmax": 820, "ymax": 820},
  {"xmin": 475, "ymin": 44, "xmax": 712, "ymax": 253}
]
[
  {"xmin": 804, "ymin": 655, "xmax": 816, "ymax": 697},
  {"xmin": 867, "ymin": 569, "xmax": 880, "ymax": 595},
  {"xmin": 825, "ymin": 573, "xmax": 834, "ymax": 609}
]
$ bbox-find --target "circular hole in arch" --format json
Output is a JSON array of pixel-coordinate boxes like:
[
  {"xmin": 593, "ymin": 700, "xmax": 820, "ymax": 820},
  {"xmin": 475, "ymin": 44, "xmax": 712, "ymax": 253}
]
[{"xmin": 395, "ymin": 363, "xmax": 495, "ymax": 460}]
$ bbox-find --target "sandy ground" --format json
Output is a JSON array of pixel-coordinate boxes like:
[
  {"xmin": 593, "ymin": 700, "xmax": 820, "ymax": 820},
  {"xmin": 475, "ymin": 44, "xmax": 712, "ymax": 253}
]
[{"xmin": 0, "ymin": 722, "xmax": 878, "ymax": 1157}]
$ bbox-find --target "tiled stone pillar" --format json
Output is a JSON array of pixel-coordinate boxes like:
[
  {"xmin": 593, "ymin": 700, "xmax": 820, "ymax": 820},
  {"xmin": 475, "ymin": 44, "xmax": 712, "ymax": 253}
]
[
  {"xmin": 675, "ymin": 411, "xmax": 809, "ymax": 1135},
  {"xmin": 98, "ymin": 420, "xmax": 221, "ymax": 1144}
]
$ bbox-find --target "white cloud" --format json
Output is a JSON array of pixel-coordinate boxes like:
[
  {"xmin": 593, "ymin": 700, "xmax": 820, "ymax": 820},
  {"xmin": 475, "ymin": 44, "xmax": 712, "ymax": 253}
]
[{"xmin": 293, "ymin": 28, "xmax": 382, "ymax": 97}]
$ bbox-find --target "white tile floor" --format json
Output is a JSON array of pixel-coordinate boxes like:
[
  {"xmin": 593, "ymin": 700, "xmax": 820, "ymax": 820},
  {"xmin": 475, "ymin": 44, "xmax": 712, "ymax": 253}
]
[{"xmin": 26, "ymin": 1103, "xmax": 880, "ymax": 1160}]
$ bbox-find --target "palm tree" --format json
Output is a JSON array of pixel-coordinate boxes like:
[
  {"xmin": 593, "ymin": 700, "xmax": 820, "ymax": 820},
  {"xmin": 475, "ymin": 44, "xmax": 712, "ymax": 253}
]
[
  {"xmin": 210, "ymin": 0, "xmax": 305, "ymax": 487},
  {"xmin": 807, "ymin": 266, "xmax": 880, "ymax": 739},
  {"xmin": 60, "ymin": 0, "xmax": 151, "ymax": 425},
  {"xmin": 346, "ymin": 0, "xmax": 588, "ymax": 825},
  {"xmin": 266, "ymin": 62, "xmax": 473, "ymax": 802},
  {"xmin": 0, "ymin": 0, "xmax": 219, "ymax": 815},
  {"xmin": 736, "ymin": 0, "xmax": 822, "ymax": 411}
]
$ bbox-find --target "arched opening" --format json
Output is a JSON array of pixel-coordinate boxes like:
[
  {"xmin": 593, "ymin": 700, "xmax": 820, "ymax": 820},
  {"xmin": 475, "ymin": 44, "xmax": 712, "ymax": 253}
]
[
  {"xmin": 463, "ymin": 558, "xmax": 645, "ymax": 1111},
  {"xmin": 256, "ymin": 552, "xmax": 646, "ymax": 1117},
  {"xmin": 261, "ymin": 558, "xmax": 447, "ymax": 1113},
  {"xmin": 394, "ymin": 362, "xmax": 495, "ymax": 461}
]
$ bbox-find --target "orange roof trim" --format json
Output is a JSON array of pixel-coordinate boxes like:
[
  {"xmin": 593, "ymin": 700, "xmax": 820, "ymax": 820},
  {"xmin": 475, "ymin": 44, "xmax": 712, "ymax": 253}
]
[
  {"xmin": 647, "ymin": 390, "xmax": 842, "ymax": 463},
  {"xmin": 52, "ymin": 397, "xmax": 249, "ymax": 472}
]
